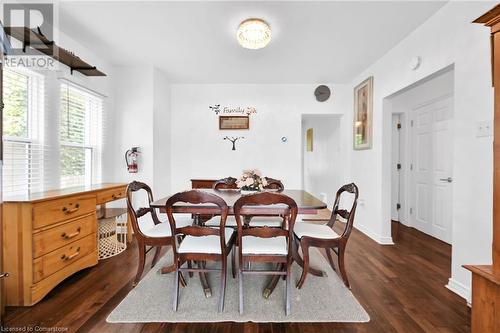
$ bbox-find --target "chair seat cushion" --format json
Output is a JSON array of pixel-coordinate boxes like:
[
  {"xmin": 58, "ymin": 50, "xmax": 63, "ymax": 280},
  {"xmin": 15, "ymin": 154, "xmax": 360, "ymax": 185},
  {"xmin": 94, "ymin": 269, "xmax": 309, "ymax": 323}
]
[
  {"xmin": 205, "ymin": 216, "xmax": 283, "ymax": 228},
  {"xmin": 249, "ymin": 216, "xmax": 283, "ymax": 227},
  {"xmin": 178, "ymin": 228, "xmax": 234, "ymax": 254},
  {"xmin": 142, "ymin": 222, "xmax": 171, "ymax": 238},
  {"xmin": 294, "ymin": 223, "xmax": 340, "ymax": 239},
  {"xmin": 141, "ymin": 214, "xmax": 193, "ymax": 238},
  {"xmin": 242, "ymin": 236, "xmax": 288, "ymax": 255}
]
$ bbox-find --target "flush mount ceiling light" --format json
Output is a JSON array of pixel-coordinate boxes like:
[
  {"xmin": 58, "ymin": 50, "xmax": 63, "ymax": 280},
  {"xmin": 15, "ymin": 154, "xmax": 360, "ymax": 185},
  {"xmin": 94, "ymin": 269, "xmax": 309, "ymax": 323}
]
[{"xmin": 237, "ymin": 18, "xmax": 272, "ymax": 49}]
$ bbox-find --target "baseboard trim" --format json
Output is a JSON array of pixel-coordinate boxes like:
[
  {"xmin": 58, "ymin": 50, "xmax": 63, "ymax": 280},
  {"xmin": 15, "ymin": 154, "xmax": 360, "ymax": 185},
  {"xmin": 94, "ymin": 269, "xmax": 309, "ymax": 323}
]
[
  {"xmin": 354, "ymin": 223, "xmax": 394, "ymax": 245},
  {"xmin": 446, "ymin": 278, "xmax": 471, "ymax": 303}
]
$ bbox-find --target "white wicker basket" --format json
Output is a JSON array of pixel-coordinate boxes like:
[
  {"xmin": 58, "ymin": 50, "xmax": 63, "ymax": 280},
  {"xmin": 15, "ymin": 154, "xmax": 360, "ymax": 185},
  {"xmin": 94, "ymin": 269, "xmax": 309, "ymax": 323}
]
[{"xmin": 98, "ymin": 214, "xmax": 127, "ymax": 260}]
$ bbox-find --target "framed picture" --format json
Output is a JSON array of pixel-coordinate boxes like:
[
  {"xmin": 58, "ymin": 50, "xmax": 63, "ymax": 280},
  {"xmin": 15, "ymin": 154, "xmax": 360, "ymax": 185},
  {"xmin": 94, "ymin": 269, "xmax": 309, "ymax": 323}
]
[
  {"xmin": 219, "ymin": 116, "xmax": 249, "ymax": 130},
  {"xmin": 306, "ymin": 128, "xmax": 313, "ymax": 152},
  {"xmin": 353, "ymin": 76, "xmax": 373, "ymax": 150}
]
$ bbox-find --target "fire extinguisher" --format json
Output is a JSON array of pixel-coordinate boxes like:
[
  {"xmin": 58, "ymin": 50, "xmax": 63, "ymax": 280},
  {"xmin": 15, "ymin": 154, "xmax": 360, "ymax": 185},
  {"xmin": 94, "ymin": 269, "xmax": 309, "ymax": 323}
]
[{"xmin": 125, "ymin": 147, "xmax": 139, "ymax": 173}]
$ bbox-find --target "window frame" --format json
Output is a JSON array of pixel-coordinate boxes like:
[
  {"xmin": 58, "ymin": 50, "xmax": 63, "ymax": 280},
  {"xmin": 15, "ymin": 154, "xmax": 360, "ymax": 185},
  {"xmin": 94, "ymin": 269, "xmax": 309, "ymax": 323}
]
[
  {"xmin": 59, "ymin": 81, "xmax": 103, "ymax": 188},
  {"xmin": 2, "ymin": 68, "xmax": 44, "ymax": 196}
]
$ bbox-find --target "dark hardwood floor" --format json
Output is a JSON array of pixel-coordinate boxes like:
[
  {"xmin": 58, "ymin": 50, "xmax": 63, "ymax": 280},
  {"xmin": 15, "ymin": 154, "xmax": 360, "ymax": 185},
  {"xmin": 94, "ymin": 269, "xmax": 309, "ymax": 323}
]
[{"xmin": 4, "ymin": 221, "xmax": 469, "ymax": 333}]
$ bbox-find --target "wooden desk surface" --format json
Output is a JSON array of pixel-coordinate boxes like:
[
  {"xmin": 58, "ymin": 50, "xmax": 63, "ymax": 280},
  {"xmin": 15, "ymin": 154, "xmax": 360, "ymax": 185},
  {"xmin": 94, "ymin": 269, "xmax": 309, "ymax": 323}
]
[
  {"xmin": 3, "ymin": 183, "xmax": 127, "ymax": 203},
  {"xmin": 151, "ymin": 189, "xmax": 326, "ymax": 214}
]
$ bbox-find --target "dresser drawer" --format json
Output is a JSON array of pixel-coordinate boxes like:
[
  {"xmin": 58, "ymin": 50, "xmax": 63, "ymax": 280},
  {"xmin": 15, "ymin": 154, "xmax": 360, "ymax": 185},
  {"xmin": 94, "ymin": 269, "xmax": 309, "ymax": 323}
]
[
  {"xmin": 33, "ymin": 214, "xmax": 96, "ymax": 258},
  {"xmin": 33, "ymin": 233, "xmax": 96, "ymax": 283},
  {"xmin": 33, "ymin": 195, "xmax": 97, "ymax": 229},
  {"xmin": 96, "ymin": 187, "xmax": 125, "ymax": 204}
]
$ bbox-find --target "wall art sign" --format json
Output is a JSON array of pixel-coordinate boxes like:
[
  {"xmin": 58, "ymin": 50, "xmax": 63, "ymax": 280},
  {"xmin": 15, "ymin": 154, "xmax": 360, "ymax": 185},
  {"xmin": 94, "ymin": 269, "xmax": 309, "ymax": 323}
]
[
  {"xmin": 223, "ymin": 136, "xmax": 244, "ymax": 150},
  {"xmin": 209, "ymin": 104, "xmax": 257, "ymax": 116},
  {"xmin": 219, "ymin": 116, "xmax": 250, "ymax": 130},
  {"xmin": 306, "ymin": 128, "xmax": 313, "ymax": 152},
  {"xmin": 353, "ymin": 76, "xmax": 373, "ymax": 150}
]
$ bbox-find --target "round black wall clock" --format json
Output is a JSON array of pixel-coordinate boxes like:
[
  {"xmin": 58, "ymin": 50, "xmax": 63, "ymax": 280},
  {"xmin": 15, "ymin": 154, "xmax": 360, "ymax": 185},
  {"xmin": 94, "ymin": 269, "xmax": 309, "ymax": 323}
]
[{"xmin": 314, "ymin": 85, "xmax": 331, "ymax": 102}]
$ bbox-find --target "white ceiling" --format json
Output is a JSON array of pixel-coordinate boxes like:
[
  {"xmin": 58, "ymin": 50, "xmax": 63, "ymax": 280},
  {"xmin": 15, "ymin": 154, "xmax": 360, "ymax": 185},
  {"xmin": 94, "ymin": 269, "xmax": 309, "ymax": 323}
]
[{"xmin": 59, "ymin": 1, "xmax": 447, "ymax": 83}]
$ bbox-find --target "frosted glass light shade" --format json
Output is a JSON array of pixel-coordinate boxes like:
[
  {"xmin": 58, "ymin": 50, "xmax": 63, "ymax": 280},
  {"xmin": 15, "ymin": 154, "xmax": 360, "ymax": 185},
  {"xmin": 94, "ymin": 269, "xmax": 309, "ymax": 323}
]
[{"xmin": 237, "ymin": 18, "xmax": 271, "ymax": 50}]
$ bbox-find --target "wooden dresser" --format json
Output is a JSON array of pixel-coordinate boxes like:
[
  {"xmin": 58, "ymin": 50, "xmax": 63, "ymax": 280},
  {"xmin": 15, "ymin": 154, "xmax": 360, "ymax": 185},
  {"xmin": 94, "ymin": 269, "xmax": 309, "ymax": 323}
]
[{"xmin": 2, "ymin": 183, "xmax": 127, "ymax": 306}]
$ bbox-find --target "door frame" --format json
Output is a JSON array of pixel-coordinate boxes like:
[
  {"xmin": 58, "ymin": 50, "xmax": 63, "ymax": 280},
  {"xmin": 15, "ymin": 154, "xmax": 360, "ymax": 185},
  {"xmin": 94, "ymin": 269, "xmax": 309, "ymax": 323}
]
[
  {"xmin": 407, "ymin": 93, "xmax": 454, "ymax": 243},
  {"xmin": 382, "ymin": 65, "xmax": 455, "ymax": 244}
]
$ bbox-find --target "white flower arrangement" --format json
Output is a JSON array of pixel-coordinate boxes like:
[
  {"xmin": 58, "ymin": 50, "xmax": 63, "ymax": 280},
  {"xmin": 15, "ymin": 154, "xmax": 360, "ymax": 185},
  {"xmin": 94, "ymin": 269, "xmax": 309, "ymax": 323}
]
[{"xmin": 236, "ymin": 169, "xmax": 268, "ymax": 192}]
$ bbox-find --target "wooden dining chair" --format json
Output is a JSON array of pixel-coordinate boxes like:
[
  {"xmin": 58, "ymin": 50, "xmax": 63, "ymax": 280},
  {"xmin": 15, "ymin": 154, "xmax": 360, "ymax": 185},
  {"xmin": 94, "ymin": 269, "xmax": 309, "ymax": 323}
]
[
  {"xmin": 208, "ymin": 176, "xmax": 283, "ymax": 228},
  {"xmin": 212, "ymin": 177, "xmax": 238, "ymax": 190},
  {"xmin": 166, "ymin": 190, "xmax": 236, "ymax": 312},
  {"xmin": 126, "ymin": 181, "xmax": 194, "ymax": 286},
  {"xmin": 293, "ymin": 183, "xmax": 359, "ymax": 289},
  {"xmin": 246, "ymin": 177, "xmax": 286, "ymax": 227},
  {"xmin": 234, "ymin": 192, "xmax": 298, "ymax": 316},
  {"xmin": 264, "ymin": 177, "xmax": 284, "ymax": 192}
]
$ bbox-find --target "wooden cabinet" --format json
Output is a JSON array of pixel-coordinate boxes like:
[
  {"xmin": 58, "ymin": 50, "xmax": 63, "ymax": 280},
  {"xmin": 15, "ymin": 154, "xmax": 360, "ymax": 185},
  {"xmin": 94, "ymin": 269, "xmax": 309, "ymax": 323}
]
[
  {"xmin": 191, "ymin": 179, "xmax": 217, "ymax": 189},
  {"xmin": 465, "ymin": 5, "xmax": 500, "ymax": 333},
  {"xmin": 2, "ymin": 183, "xmax": 126, "ymax": 306}
]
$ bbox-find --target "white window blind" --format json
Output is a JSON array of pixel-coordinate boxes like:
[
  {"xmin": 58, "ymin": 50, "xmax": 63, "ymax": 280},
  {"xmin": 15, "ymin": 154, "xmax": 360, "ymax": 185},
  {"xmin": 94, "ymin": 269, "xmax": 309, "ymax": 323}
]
[
  {"xmin": 59, "ymin": 82, "xmax": 103, "ymax": 188},
  {"xmin": 2, "ymin": 69, "xmax": 45, "ymax": 196}
]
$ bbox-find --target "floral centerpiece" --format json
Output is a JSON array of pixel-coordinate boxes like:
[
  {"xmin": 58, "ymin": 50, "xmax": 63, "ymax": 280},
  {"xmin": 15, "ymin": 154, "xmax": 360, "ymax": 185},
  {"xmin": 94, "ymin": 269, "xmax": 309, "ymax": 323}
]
[{"xmin": 236, "ymin": 169, "xmax": 268, "ymax": 194}]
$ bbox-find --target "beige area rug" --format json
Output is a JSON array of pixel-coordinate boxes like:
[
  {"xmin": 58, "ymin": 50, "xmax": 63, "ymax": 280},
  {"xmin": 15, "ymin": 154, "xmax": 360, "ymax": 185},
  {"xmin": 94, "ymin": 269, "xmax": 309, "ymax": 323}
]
[{"xmin": 107, "ymin": 248, "xmax": 370, "ymax": 323}]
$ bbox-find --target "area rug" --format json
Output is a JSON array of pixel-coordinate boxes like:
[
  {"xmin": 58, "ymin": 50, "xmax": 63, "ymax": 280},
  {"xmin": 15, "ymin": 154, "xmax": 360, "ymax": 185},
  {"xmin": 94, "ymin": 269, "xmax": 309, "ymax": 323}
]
[{"xmin": 107, "ymin": 248, "xmax": 370, "ymax": 323}]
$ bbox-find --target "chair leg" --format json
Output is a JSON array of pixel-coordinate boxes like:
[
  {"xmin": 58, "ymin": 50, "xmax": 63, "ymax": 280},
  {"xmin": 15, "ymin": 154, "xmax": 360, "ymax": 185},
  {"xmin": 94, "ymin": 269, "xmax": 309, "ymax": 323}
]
[
  {"xmin": 173, "ymin": 268, "xmax": 180, "ymax": 311},
  {"xmin": 151, "ymin": 246, "xmax": 162, "ymax": 268},
  {"xmin": 337, "ymin": 245, "xmax": 350, "ymax": 289},
  {"xmin": 231, "ymin": 245, "xmax": 237, "ymax": 279},
  {"xmin": 219, "ymin": 259, "xmax": 227, "ymax": 312},
  {"xmin": 326, "ymin": 248, "xmax": 336, "ymax": 272},
  {"xmin": 187, "ymin": 260, "xmax": 193, "ymax": 278},
  {"xmin": 179, "ymin": 271, "xmax": 187, "ymax": 287},
  {"xmin": 133, "ymin": 242, "xmax": 146, "ymax": 287},
  {"xmin": 239, "ymin": 268, "xmax": 244, "ymax": 314},
  {"xmin": 296, "ymin": 242, "xmax": 310, "ymax": 289},
  {"xmin": 285, "ymin": 260, "xmax": 291, "ymax": 316}
]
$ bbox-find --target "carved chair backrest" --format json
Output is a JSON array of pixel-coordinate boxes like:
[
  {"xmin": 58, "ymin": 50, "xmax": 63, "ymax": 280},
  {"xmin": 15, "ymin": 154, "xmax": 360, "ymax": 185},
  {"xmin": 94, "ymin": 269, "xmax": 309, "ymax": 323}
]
[
  {"xmin": 213, "ymin": 177, "xmax": 238, "ymax": 190},
  {"xmin": 165, "ymin": 190, "xmax": 229, "ymax": 256},
  {"xmin": 327, "ymin": 183, "xmax": 359, "ymax": 241},
  {"xmin": 126, "ymin": 181, "xmax": 162, "ymax": 239},
  {"xmin": 264, "ymin": 177, "xmax": 285, "ymax": 192}
]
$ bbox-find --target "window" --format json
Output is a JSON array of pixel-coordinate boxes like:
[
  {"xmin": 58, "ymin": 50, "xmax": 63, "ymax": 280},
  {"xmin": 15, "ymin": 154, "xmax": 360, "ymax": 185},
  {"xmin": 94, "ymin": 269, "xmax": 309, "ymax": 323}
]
[
  {"xmin": 59, "ymin": 82, "xmax": 103, "ymax": 188},
  {"xmin": 2, "ymin": 69, "xmax": 44, "ymax": 196}
]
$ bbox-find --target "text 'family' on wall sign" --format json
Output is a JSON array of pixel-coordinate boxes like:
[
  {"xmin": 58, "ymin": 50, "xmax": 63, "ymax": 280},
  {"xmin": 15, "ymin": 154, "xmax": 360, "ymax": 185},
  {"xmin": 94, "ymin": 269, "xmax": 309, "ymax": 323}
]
[{"xmin": 209, "ymin": 104, "xmax": 257, "ymax": 116}]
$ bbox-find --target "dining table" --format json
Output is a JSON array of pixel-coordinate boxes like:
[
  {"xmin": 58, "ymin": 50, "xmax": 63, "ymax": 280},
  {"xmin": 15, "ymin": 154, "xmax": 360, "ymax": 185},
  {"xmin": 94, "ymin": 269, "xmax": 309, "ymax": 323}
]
[{"xmin": 150, "ymin": 188, "xmax": 327, "ymax": 298}]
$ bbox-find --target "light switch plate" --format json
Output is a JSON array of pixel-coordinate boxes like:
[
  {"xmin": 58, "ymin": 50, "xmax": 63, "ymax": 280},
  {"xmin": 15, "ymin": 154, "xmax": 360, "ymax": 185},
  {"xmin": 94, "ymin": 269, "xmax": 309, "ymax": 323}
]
[{"xmin": 476, "ymin": 120, "xmax": 493, "ymax": 137}]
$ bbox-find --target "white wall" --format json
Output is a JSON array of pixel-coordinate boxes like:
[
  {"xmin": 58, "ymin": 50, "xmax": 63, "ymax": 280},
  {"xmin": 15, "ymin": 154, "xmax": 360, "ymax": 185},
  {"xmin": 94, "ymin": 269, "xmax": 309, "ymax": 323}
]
[
  {"xmin": 170, "ymin": 84, "xmax": 350, "ymax": 193},
  {"xmin": 153, "ymin": 68, "xmax": 172, "ymax": 198},
  {"xmin": 110, "ymin": 67, "xmax": 154, "ymax": 187},
  {"xmin": 108, "ymin": 66, "xmax": 172, "ymax": 200},
  {"xmin": 340, "ymin": 1, "xmax": 495, "ymax": 301},
  {"xmin": 302, "ymin": 115, "xmax": 343, "ymax": 207}
]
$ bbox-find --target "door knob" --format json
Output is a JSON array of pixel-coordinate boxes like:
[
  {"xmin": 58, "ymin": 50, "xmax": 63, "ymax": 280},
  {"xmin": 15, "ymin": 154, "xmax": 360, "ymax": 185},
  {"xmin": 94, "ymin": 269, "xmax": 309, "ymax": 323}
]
[
  {"xmin": 440, "ymin": 177, "xmax": 453, "ymax": 183},
  {"xmin": 0, "ymin": 272, "xmax": 9, "ymax": 278}
]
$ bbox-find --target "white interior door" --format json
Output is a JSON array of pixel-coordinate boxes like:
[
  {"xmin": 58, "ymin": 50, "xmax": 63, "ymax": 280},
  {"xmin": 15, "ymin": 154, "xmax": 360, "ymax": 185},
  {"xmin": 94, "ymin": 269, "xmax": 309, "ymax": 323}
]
[{"xmin": 410, "ymin": 96, "xmax": 453, "ymax": 243}]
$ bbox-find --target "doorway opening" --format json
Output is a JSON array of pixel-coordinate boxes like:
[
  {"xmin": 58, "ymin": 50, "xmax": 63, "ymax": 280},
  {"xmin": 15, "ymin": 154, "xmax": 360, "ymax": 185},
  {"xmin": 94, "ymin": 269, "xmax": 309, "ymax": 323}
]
[
  {"xmin": 301, "ymin": 114, "xmax": 343, "ymax": 208},
  {"xmin": 387, "ymin": 67, "xmax": 454, "ymax": 244}
]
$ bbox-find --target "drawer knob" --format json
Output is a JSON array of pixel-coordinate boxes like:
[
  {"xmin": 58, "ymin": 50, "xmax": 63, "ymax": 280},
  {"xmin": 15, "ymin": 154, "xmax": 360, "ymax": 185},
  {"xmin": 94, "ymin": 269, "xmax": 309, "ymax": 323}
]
[
  {"xmin": 62, "ymin": 203, "xmax": 80, "ymax": 214},
  {"xmin": 61, "ymin": 227, "xmax": 81, "ymax": 240},
  {"xmin": 111, "ymin": 193, "xmax": 122, "ymax": 200},
  {"xmin": 61, "ymin": 247, "xmax": 80, "ymax": 261}
]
